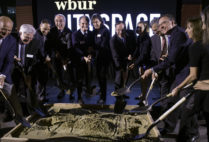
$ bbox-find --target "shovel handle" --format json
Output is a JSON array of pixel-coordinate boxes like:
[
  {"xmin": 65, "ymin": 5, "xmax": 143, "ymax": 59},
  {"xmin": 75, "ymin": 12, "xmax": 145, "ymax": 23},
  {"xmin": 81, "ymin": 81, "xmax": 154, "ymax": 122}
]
[{"xmin": 157, "ymin": 93, "xmax": 192, "ymax": 121}]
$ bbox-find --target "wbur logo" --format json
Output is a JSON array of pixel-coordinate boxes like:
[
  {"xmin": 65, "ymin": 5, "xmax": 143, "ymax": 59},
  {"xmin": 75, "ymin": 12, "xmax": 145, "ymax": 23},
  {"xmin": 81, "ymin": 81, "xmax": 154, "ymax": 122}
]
[{"xmin": 54, "ymin": 0, "xmax": 97, "ymax": 10}]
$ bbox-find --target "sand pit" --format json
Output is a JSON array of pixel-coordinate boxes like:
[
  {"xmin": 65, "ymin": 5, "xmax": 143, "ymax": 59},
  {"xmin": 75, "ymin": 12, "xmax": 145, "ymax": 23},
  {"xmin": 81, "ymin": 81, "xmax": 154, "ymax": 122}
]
[{"xmin": 17, "ymin": 107, "xmax": 157, "ymax": 142}]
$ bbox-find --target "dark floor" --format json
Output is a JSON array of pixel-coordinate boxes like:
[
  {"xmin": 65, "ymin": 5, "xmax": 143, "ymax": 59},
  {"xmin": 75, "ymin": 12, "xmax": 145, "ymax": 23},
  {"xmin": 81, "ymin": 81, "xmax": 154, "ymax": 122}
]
[{"xmin": 0, "ymin": 78, "xmax": 207, "ymax": 142}]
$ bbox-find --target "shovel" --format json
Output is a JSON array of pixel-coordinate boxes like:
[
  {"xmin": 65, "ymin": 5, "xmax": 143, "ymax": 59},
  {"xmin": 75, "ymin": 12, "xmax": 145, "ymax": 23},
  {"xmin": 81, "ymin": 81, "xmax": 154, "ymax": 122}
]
[
  {"xmin": 112, "ymin": 77, "xmax": 141, "ymax": 96},
  {"xmin": 143, "ymin": 78, "xmax": 156, "ymax": 106},
  {"xmin": 133, "ymin": 91, "xmax": 193, "ymax": 140},
  {"xmin": 15, "ymin": 62, "xmax": 47, "ymax": 117},
  {"xmin": 134, "ymin": 82, "xmax": 193, "ymax": 114},
  {"xmin": 0, "ymin": 88, "xmax": 31, "ymax": 128}
]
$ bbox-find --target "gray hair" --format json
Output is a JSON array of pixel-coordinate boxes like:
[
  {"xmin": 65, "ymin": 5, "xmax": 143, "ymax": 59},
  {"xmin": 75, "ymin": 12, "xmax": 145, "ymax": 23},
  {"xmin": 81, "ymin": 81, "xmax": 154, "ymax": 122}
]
[
  {"xmin": 19, "ymin": 24, "xmax": 36, "ymax": 35},
  {"xmin": 150, "ymin": 18, "xmax": 159, "ymax": 27},
  {"xmin": 54, "ymin": 14, "xmax": 66, "ymax": 22}
]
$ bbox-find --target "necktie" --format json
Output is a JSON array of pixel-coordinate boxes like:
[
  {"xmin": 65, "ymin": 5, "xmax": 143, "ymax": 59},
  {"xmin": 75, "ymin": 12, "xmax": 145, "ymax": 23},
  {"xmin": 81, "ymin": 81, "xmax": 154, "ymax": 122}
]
[
  {"xmin": 20, "ymin": 44, "xmax": 25, "ymax": 66},
  {"xmin": 161, "ymin": 35, "xmax": 167, "ymax": 57}
]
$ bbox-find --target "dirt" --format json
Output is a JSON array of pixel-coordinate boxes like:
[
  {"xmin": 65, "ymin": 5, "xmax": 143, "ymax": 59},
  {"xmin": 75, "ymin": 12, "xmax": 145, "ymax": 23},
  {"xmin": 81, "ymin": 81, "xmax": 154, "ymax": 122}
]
[{"xmin": 18, "ymin": 107, "xmax": 157, "ymax": 142}]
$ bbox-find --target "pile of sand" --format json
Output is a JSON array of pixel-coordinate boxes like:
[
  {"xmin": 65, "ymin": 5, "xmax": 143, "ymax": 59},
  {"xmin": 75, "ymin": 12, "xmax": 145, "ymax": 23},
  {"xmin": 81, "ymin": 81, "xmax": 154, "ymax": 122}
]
[{"xmin": 18, "ymin": 108, "xmax": 155, "ymax": 142}]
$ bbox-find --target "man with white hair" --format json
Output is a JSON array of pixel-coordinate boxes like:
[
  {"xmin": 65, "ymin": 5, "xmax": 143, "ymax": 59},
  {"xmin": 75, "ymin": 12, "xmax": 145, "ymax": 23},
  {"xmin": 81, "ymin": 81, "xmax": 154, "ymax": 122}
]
[
  {"xmin": 12, "ymin": 24, "xmax": 46, "ymax": 117},
  {"xmin": 45, "ymin": 14, "xmax": 74, "ymax": 99}
]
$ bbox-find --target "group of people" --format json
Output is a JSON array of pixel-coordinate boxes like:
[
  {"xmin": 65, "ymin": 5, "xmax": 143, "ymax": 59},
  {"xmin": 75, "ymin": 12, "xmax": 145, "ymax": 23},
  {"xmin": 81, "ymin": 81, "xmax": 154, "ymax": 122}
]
[{"xmin": 0, "ymin": 5, "xmax": 209, "ymax": 141}]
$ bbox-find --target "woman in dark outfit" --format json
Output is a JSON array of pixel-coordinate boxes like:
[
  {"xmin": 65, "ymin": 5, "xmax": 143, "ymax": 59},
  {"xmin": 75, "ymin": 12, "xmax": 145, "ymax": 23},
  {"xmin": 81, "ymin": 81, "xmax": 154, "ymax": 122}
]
[
  {"xmin": 172, "ymin": 15, "xmax": 209, "ymax": 141},
  {"xmin": 91, "ymin": 13, "xmax": 110, "ymax": 104},
  {"xmin": 129, "ymin": 21, "xmax": 152, "ymax": 104}
]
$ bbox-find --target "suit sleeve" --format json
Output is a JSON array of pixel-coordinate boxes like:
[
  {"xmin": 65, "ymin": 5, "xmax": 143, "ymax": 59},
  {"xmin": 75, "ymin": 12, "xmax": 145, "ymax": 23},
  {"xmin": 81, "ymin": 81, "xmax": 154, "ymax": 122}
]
[
  {"xmin": 110, "ymin": 38, "xmax": 121, "ymax": 69},
  {"xmin": 153, "ymin": 32, "xmax": 187, "ymax": 73},
  {"xmin": 134, "ymin": 39, "xmax": 151, "ymax": 66},
  {"xmin": 2, "ymin": 39, "xmax": 16, "ymax": 76},
  {"xmin": 72, "ymin": 32, "xmax": 85, "ymax": 61}
]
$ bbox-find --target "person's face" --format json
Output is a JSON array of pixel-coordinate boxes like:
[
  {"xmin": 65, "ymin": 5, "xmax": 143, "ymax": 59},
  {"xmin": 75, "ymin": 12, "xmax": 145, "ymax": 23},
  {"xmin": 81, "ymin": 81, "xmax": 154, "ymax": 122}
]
[
  {"xmin": 116, "ymin": 23, "xmax": 125, "ymax": 38},
  {"xmin": 54, "ymin": 16, "xmax": 65, "ymax": 31},
  {"xmin": 201, "ymin": 15, "xmax": 206, "ymax": 30},
  {"xmin": 40, "ymin": 23, "xmax": 50, "ymax": 36},
  {"xmin": 185, "ymin": 23, "xmax": 193, "ymax": 39},
  {"xmin": 159, "ymin": 17, "xmax": 174, "ymax": 35},
  {"xmin": 20, "ymin": 32, "xmax": 34, "ymax": 44},
  {"xmin": 79, "ymin": 17, "xmax": 89, "ymax": 32},
  {"xmin": 151, "ymin": 23, "xmax": 158, "ymax": 35},
  {"xmin": 92, "ymin": 18, "xmax": 102, "ymax": 30},
  {"xmin": 0, "ymin": 21, "xmax": 13, "ymax": 39},
  {"xmin": 137, "ymin": 23, "xmax": 145, "ymax": 34}
]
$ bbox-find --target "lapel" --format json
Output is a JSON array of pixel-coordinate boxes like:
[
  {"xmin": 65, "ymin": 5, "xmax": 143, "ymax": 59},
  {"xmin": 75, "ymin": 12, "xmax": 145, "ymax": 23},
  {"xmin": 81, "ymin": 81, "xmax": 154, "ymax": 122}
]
[{"xmin": 156, "ymin": 35, "xmax": 162, "ymax": 59}]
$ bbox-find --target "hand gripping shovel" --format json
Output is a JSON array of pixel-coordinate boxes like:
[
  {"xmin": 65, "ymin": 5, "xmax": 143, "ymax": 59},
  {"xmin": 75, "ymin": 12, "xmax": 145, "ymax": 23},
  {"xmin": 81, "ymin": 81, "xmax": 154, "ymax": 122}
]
[{"xmin": 133, "ymin": 91, "xmax": 193, "ymax": 140}]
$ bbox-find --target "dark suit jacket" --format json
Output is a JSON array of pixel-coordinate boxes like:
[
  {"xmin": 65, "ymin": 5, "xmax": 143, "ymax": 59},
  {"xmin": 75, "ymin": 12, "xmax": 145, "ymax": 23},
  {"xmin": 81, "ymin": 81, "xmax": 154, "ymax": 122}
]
[
  {"xmin": 34, "ymin": 29, "xmax": 46, "ymax": 58},
  {"xmin": 153, "ymin": 26, "xmax": 190, "ymax": 85},
  {"xmin": 14, "ymin": 35, "xmax": 44, "ymax": 74},
  {"xmin": 0, "ymin": 35, "xmax": 16, "ymax": 83},
  {"xmin": 72, "ymin": 29, "xmax": 94, "ymax": 63},
  {"xmin": 133, "ymin": 32, "xmax": 151, "ymax": 67},
  {"xmin": 110, "ymin": 30, "xmax": 136, "ymax": 70},
  {"xmin": 45, "ymin": 26, "xmax": 73, "ymax": 60},
  {"xmin": 93, "ymin": 25, "xmax": 111, "ymax": 65},
  {"xmin": 150, "ymin": 34, "xmax": 161, "ymax": 65}
]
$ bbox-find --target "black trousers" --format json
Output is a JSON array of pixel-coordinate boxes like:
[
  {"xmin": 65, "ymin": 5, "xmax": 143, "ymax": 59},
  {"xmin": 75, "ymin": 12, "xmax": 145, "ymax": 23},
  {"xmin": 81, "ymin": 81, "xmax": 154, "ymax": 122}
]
[
  {"xmin": 194, "ymin": 90, "xmax": 209, "ymax": 141},
  {"xmin": 96, "ymin": 61, "xmax": 108, "ymax": 101},
  {"xmin": 158, "ymin": 70, "xmax": 171, "ymax": 110},
  {"xmin": 114, "ymin": 67, "xmax": 128, "ymax": 90},
  {"xmin": 74, "ymin": 61, "xmax": 93, "ymax": 100}
]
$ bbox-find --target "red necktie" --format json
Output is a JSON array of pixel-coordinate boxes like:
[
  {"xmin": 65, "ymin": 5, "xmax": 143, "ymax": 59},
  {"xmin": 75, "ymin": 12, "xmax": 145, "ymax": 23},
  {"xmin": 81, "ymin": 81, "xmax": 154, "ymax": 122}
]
[{"xmin": 161, "ymin": 35, "xmax": 167, "ymax": 57}]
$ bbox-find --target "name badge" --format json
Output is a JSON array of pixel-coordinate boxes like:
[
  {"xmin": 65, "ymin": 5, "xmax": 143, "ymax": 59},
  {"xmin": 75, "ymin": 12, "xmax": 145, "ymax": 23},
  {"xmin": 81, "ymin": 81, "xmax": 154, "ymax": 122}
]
[
  {"xmin": 80, "ymin": 41, "xmax": 85, "ymax": 44},
  {"xmin": 97, "ymin": 34, "xmax": 101, "ymax": 37},
  {"xmin": 26, "ymin": 54, "xmax": 34, "ymax": 58}
]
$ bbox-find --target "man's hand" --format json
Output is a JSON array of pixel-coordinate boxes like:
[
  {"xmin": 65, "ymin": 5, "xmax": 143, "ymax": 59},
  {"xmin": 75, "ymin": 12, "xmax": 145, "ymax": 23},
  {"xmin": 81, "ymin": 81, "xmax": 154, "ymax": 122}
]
[
  {"xmin": 159, "ymin": 54, "xmax": 168, "ymax": 61},
  {"xmin": 152, "ymin": 72, "xmax": 158, "ymax": 80},
  {"xmin": 128, "ymin": 63, "xmax": 135, "ymax": 70},
  {"xmin": 0, "ymin": 74, "xmax": 6, "ymax": 89},
  {"xmin": 171, "ymin": 87, "xmax": 180, "ymax": 97},
  {"xmin": 141, "ymin": 69, "xmax": 152, "ymax": 79},
  {"xmin": 45, "ymin": 56, "xmax": 51, "ymax": 62},
  {"xmin": 194, "ymin": 81, "xmax": 209, "ymax": 91},
  {"xmin": 128, "ymin": 54, "xmax": 132, "ymax": 61},
  {"xmin": 14, "ymin": 55, "xmax": 21, "ymax": 62},
  {"xmin": 84, "ymin": 56, "xmax": 91, "ymax": 63}
]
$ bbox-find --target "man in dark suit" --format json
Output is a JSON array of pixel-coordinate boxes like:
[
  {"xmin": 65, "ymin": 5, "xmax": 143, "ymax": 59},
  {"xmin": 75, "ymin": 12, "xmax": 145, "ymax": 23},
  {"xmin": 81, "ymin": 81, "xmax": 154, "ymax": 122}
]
[
  {"xmin": 142, "ymin": 14, "xmax": 198, "ymax": 141},
  {"xmin": 150, "ymin": 18, "xmax": 171, "ymax": 112},
  {"xmin": 72, "ymin": 15, "xmax": 94, "ymax": 104},
  {"xmin": 35, "ymin": 19, "xmax": 51, "ymax": 101},
  {"xmin": 110, "ymin": 21, "xmax": 136, "ymax": 92},
  {"xmin": 45, "ymin": 14, "xmax": 74, "ymax": 99},
  {"xmin": 12, "ymin": 24, "xmax": 46, "ymax": 116},
  {"xmin": 0, "ymin": 16, "xmax": 30, "ymax": 127}
]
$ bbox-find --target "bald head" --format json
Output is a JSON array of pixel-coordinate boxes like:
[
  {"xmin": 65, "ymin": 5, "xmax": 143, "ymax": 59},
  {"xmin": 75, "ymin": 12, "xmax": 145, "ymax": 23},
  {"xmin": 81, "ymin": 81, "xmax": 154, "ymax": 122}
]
[{"xmin": 0, "ymin": 16, "xmax": 13, "ymax": 39}]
